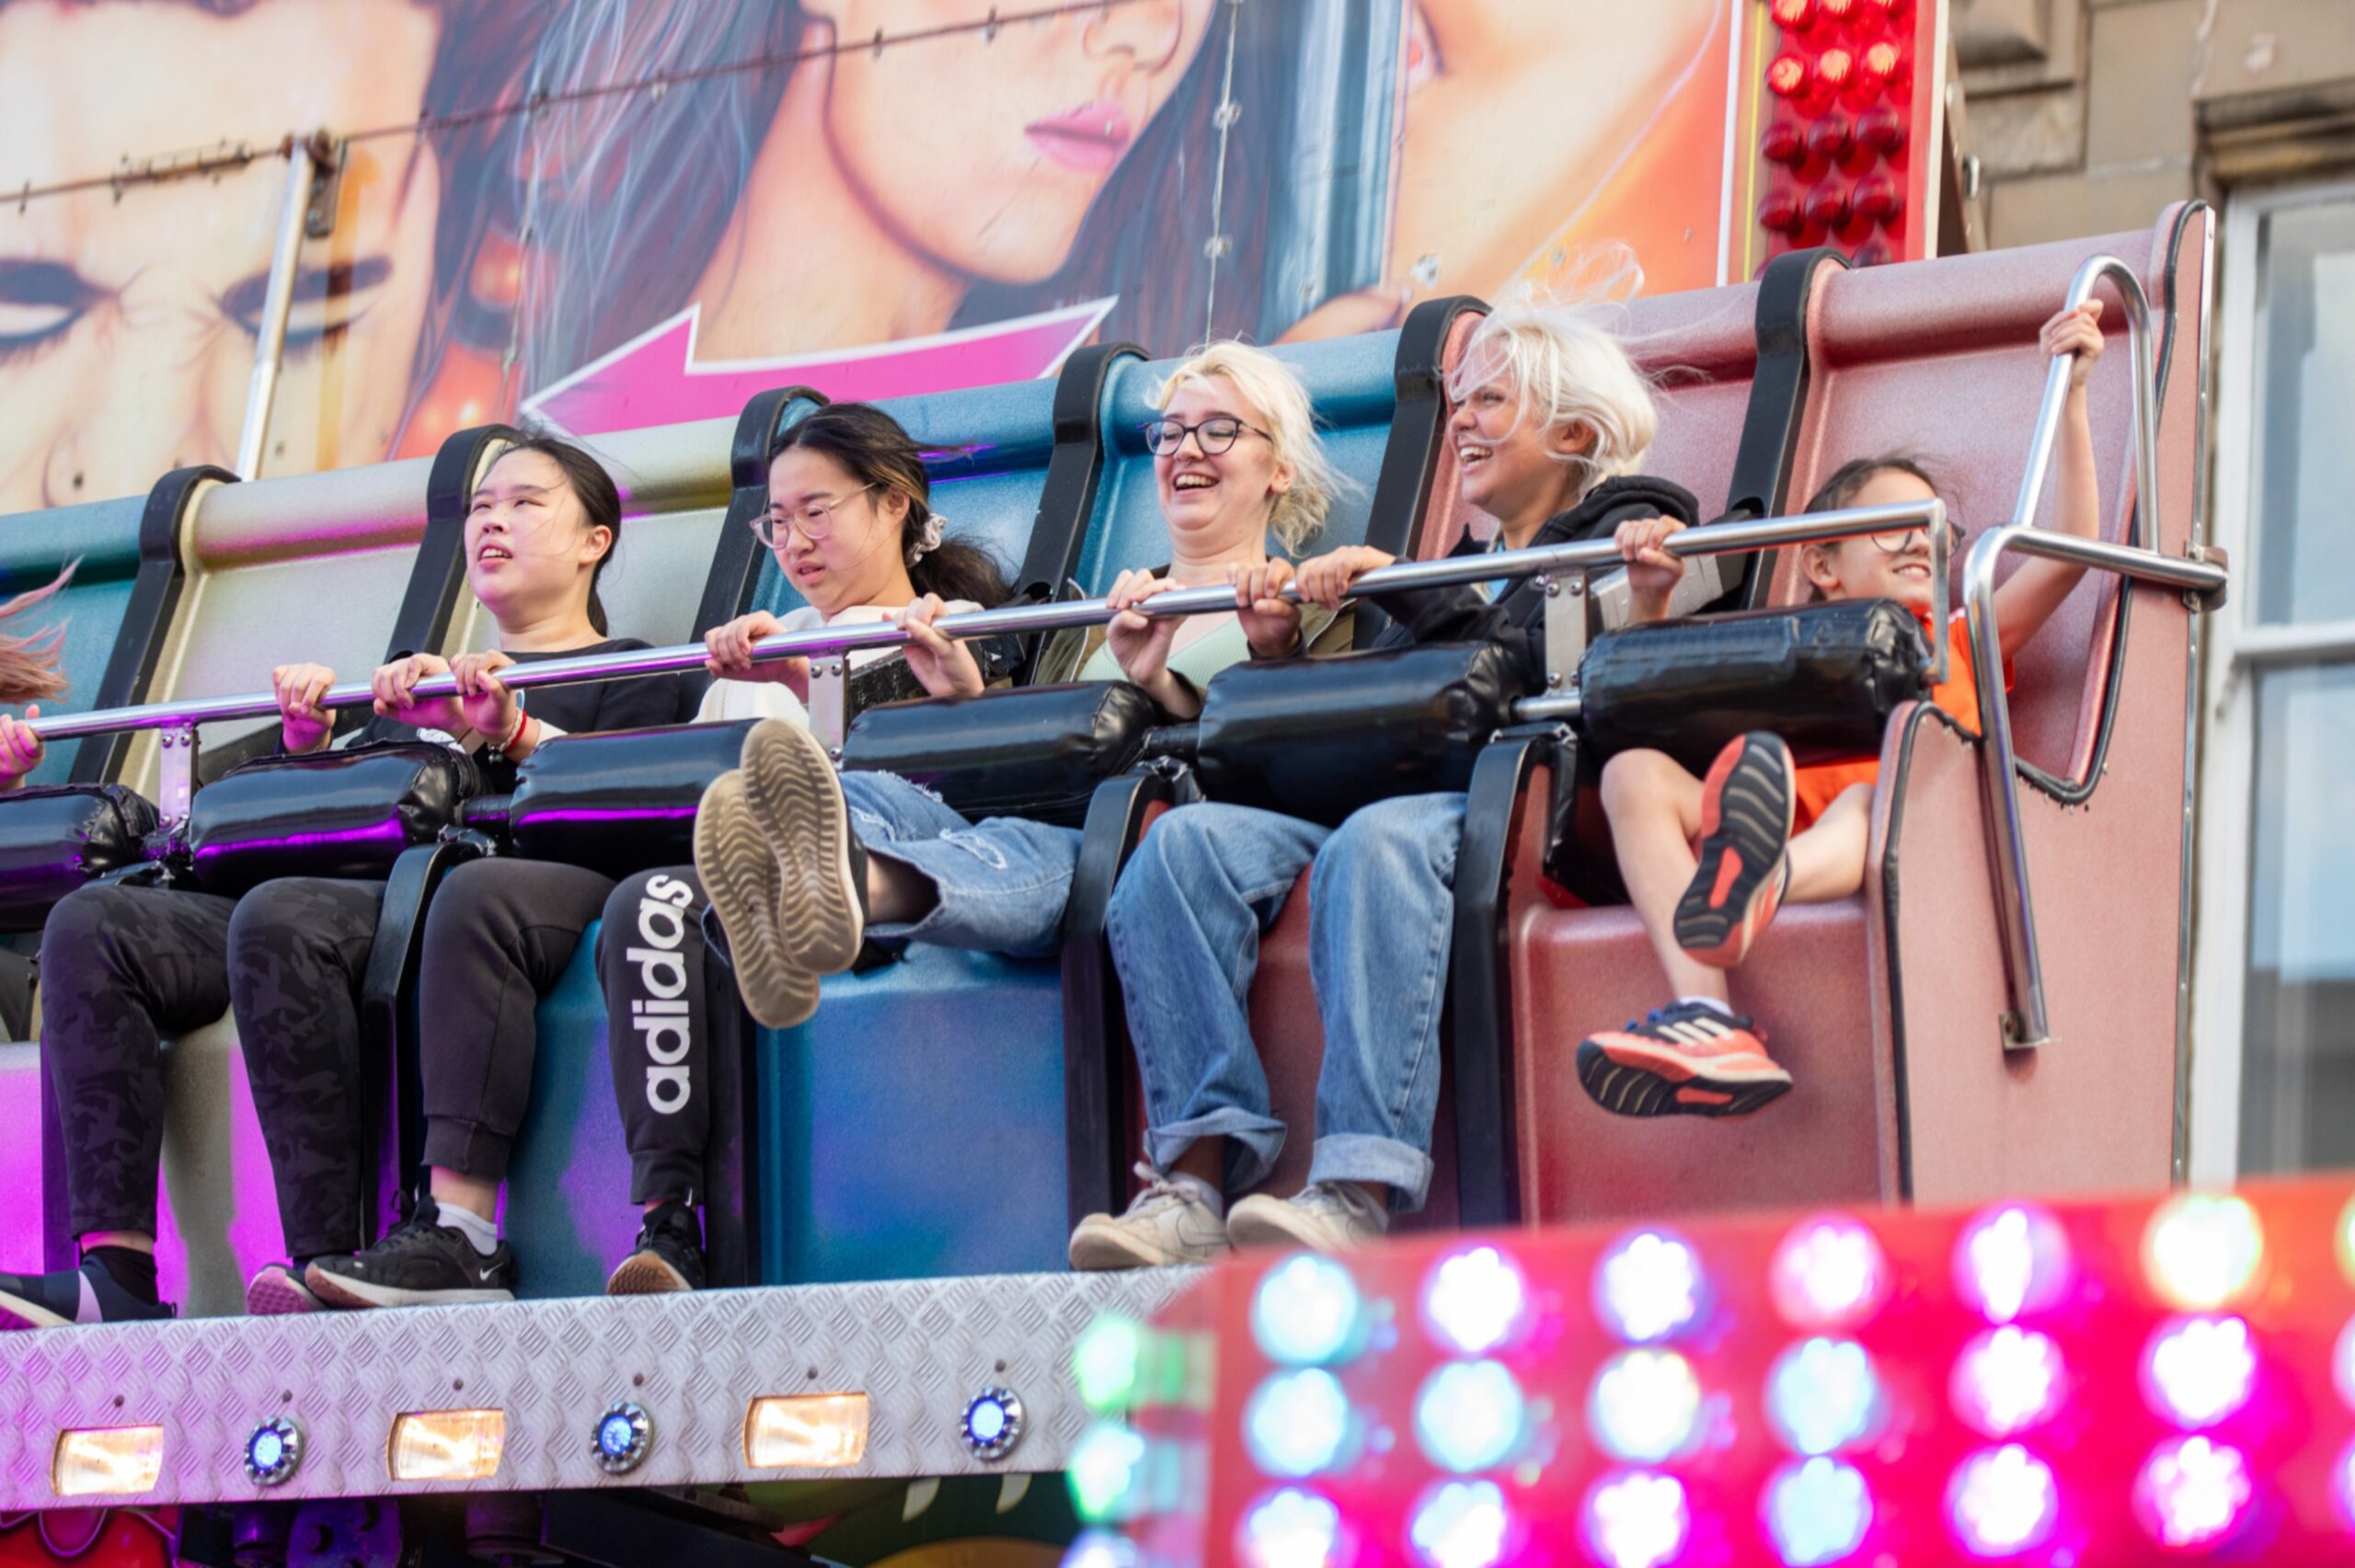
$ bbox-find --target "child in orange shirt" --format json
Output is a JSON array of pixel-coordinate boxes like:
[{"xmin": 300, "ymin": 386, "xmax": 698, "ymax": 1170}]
[{"xmin": 1577, "ymin": 302, "xmax": 2108, "ymax": 1116}]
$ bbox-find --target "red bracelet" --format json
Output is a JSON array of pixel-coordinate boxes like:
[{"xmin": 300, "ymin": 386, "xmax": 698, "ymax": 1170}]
[{"xmin": 500, "ymin": 707, "xmax": 532, "ymax": 754}]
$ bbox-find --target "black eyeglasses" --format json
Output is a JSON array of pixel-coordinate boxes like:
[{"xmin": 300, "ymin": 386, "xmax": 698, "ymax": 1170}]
[
  {"xmin": 751, "ymin": 484, "xmax": 877, "ymax": 548},
  {"xmin": 1866, "ymin": 521, "xmax": 1966, "ymax": 555},
  {"xmin": 1143, "ymin": 416, "xmax": 1270, "ymax": 457}
]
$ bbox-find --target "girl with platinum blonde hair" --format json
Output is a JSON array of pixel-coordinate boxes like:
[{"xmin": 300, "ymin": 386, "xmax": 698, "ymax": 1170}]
[{"xmin": 1071, "ymin": 284, "xmax": 1704, "ymax": 1269}]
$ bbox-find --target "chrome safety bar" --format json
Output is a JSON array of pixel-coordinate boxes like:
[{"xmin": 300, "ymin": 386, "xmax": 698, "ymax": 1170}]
[
  {"xmin": 23, "ymin": 499, "xmax": 1951, "ymax": 745},
  {"xmin": 1965, "ymin": 255, "xmax": 2229, "ymax": 1051}
]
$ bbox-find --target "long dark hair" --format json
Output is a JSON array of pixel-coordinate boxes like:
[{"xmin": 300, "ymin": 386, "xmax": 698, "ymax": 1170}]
[
  {"xmin": 477, "ymin": 427, "xmax": 624, "ymax": 635},
  {"xmin": 1801, "ymin": 453, "xmax": 1947, "ymax": 603},
  {"xmin": 768, "ymin": 404, "xmax": 1008, "ymax": 608}
]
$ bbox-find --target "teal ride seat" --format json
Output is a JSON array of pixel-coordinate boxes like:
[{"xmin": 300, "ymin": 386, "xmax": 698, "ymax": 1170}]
[{"xmin": 0, "ymin": 494, "xmax": 149, "ymax": 786}]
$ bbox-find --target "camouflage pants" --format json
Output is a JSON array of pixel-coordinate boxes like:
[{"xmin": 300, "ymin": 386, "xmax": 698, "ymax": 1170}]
[
  {"xmin": 41, "ymin": 878, "xmax": 384, "ymax": 1253},
  {"xmin": 417, "ymin": 859, "xmax": 712, "ymax": 1207}
]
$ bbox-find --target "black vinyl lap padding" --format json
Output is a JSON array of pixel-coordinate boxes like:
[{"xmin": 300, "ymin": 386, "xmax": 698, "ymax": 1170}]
[
  {"xmin": 1195, "ymin": 641, "xmax": 1527, "ymax": 827},
  {"xmin": 186, "ymin": 742, "xmax": 480, "ymax": 895},
  {"xmin": 842, "ymin": 681, "xmax": 1160, "ymax": 829},
  {"xmin": 507, "ymin": 720, "xmax": 761, "ymax": 877},
  {"xmin": 0, "ymin": 784, "xmax": 160, "ymax": 933},
  {"xmin": 1577, "ymin": 598, "xmax": 1932, "ymax": 775}
]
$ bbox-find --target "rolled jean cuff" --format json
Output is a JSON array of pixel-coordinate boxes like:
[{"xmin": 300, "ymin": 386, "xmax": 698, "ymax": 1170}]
[
  {"xmin": 1144, "ymin": 1108, "xmax": 1287, "ymax": 1196},
  {"xmin": 1308, "ymin": 1132, "xmax": 1435, "ymax": 1214},
  {"xmin": 628, "ymin": 1152, "xmax": 699, "ymax": 1208},
  {"xmin": 420, "ymin": 1118, "xmax": 512, "ymax": 1185}
]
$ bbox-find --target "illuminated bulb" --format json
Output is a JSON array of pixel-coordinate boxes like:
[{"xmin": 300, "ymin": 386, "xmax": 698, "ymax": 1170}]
[
  {"xmin": 1954, "ymin": 1206, "xmax": 2071, "ymax": 1323},
  {"xmin": 1816, "ymin": 48, "xmax": 1855, "ymax": 91},
  {"xmin": 1769, "ymin": 1217, "xmax": 1889, "ymax": 1331},
  {"xmin": 2133, "ymin": 1437, "xmax": 2252, "ymax": 1550},
  {"xmin": 1068, "ymin": 1423, "xmax": 1150, "ymax": 1524},
  {"xmin": 1074, "ymin": 1315, "xmax": 1145, "ymax": 1413},
  {"xmin": 1767, "ymin": 1339, "xmax": 1885, "ymax": 1456},
  {"xmin": 1769, "ymin": 0, "xmax": 1815, "ymax": 29},
  {"xmin": 1246, "ymin": 1369, "xmax": 1352, "ymax": 1479},
  {"xmin": 2335, "ymin": 1436, "xmax": 2355, "ymax": 1528},
  {"xmin": 1764, "ymin": 1457, "xmax": 1873, "ymax": 1567},
  {"xmin": 2338, "ymin": 1192, "xmax": 2355, "ymax": 1287},
  {"xmin": 1238, "ymin": 1488, "xmax": 1342, "ymax": 1568},
  {"xmin": 2335, "ymin": 1316, "xmax": 2355, "ymax": 1411},
  {"xmin": 1253, "ymin": 1254, "xmax": 1364, "ymax": 1367},
  {"xmin": 1946, "ymin": 1446, "xmax": 2058, "ymax": 1558},
  {"xmin": 1767, "ymin": 53, "xmax": 1810, "ymax": 97},
  {"xmin": 1415, "ymin": 1360, "xmax": 1526, "ymax": 1473},
  {"xmin": 1585, "ymin": 1472, "xmax": 1690, "ymax": 1568},
  {"xmin": 2142, "ymin": 1194, "xmax": 2263, "ymax": 1310},
  {"xmin": 1820, "ymin": 0, "xmax": 1856, "ymax": 16},
  {"xmin": 1859, "ymin": 40, "xmax": 1903, "ymax": 84},
  {"xmin": 1950, "ymin": 1327, "xmax": 2065, "ymax": 1438},
  {"xmin": 1597, "ymin": 1230, "xmax": 1705, "ymax": 1344},
  {"xmin": 1410, "ymin": 1480, "xmax": 1511, "ymax": 1568},
  {"xmin": 1422, "ymin": 1246, "xmax": 1528, "ymax": 1356},
  {"xmin": 2142, "ymin": 1317, "xmax": 2256, "ymax": 1430},
  {"xmin": 1590, "ymin": 1350, "xmax": 1703, "ymax": 1463},
  {"xmin": 1063, "ymin": 1530, "xmax": 1139, "ymax": 1568}
]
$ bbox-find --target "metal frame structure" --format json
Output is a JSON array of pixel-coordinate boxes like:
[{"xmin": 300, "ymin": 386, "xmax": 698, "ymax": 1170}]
[{"xmin": 1962, "ymin": 254, "xmax": 2229, "ymax": 1050}]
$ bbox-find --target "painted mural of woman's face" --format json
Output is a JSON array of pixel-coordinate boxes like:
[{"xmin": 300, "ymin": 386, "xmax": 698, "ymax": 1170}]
[
  {"xmin": 809, "ymin": 0, "xmax": 1216, "ymax": 284},
  {"xmin": 0, "ymin": 0, "xmax": 442, "ymax": 512}
]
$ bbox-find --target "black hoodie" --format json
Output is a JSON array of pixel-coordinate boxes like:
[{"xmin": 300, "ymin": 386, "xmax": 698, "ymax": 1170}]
[{"xmin": 1366, "ymin": 474, "xmax": 1705, "ymax": 691}]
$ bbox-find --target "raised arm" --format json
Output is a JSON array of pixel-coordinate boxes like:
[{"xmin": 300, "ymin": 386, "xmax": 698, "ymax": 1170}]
[{"xmin": 1991, "ymin": 302, "xmax": 2106, "ymax": 658}]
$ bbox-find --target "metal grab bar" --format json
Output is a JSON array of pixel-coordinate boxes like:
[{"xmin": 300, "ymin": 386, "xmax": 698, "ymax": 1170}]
[
  {"xmin": 21, "ymin": 500, "xmax": 1949, "ymax": 746},
  {"xmin": 1964, "ymin": 254, "xmax": 2227, "ymax": 1050}
]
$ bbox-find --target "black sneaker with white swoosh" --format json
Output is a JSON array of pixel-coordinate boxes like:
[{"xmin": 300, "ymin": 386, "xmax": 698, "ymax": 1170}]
[{"xmin": 305, "ymin": 1196, "xmax": 520, "ymax": 1310}]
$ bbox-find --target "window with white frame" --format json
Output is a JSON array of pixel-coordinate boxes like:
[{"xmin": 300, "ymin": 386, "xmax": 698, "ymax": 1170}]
[{"xmin": 2194, "ymin": 180, "xmax": 2355, "ymax": 1182}]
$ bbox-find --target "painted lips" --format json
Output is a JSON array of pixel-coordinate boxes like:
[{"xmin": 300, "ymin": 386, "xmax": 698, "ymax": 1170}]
[{"xmin": 1025, "ymin": 99, "xmax": 1134, "ymax": 172}]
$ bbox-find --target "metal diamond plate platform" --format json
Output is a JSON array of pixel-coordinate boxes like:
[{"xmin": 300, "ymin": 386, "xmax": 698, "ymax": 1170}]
[{"xmin": 0, "ymin": 1270, "xmax": 1199, "ymax": 1509}]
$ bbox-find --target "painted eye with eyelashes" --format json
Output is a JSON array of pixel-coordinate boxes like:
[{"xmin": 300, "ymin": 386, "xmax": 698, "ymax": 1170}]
[
  {"xmin": 217, "ymin": 257, "xmax": 394, "ymax": 361},
  {"xmin": 0, "ymin": 259, "xmax": 108, "ymax": 365}
]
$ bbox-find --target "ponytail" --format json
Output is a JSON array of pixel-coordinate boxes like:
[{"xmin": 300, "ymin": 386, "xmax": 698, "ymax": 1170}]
[
  {"xmin": 0, "ymin": 566, "xmax": 71, "ymax": 705},
  {"xmin": 772, "ymin": 403, "xmax": 1011, "ymax": 608}
]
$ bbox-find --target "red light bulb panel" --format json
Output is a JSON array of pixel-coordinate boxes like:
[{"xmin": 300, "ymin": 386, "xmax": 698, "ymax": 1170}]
[
  {"xmin": 1746, "ymin": 0, "xmax": 1941, "ymax": 274},
  {"xmin": 1100, "ymin": 1180, "xmax": 2355, "ymax": 1568}
]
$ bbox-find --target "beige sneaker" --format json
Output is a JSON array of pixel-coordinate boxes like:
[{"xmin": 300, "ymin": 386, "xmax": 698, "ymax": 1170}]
[
  {"xmin": 737, "ymin": 717, "xmax": 867, "ymax": 974},
  {"xmin": 695, "ymin": 770, "xmax": 821, "ymax": 1028},
  {"xmin": 1225, "ymin": 1182, "xmax": 1390, "ymax": 1253},
  {"xmin": 1068, "ymin": 1164, "xmax": 1231, "ymax": 1270}
]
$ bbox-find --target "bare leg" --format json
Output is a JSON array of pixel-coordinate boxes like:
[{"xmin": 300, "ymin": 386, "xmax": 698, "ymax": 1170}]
[
  {"xmin": 77, "ymin": 1230, "xmax": 153, "ymax": 1254},
  {"xmin": 1598, "ymin": 750, "xmax": 1722, "ymax": 1003},
  {"xmin": 429, "ymin": 1167, "xmax": 500, "ymax": 1220},
  {"xmin": 1786, "ymin": 783, "xmax": 1873, "ymax": 903}
]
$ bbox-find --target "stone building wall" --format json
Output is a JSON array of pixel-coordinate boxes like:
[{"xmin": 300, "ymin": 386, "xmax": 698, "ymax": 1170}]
[{"xmin": 1958, "ymin": 0, "xmax": 2355, "ymax": 249}]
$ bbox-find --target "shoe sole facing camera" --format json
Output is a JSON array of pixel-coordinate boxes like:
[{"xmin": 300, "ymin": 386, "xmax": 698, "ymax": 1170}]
[
  {"xmin": 605, "ymin": 1252, "xmax": 695, "ymax": 1295},
  {"xmin": 737, "ymin": 718, "xmax": 867, "ymax": 974},
  {"xmin": 1674, "ymin": 732, "xmax": 1795, "ymax": 969},
  {"xmin": 246, "ymin": 1265, "xmax": 324, "ymax": 1316},
  {"xmin": 1575, "ymin": 1036, "xmax": 1792, "ymax": 1119},
  {"xmin": 1223, "ymin": 1196, "xmax": 1376, "ymax": 1253},
  {"xmin": 0, "ymin": 1287, "xmax": 70, "ymax": 1331},
  {"xmin": 695, "ymin": 770, "xmax": 821, "ymax": 1029}
]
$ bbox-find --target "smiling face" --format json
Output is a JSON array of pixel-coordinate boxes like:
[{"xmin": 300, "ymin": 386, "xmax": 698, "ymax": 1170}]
[
  {"xmin": 1802, "ymin": 467, "xmax": 1946, "ymax": 612},
  {"xmin": 0, "ymin": 0, "xmax": 442, "ymax": 512},
  {"xmin": 765, "ymin": 445, "xmax": 913, "ymax": 615},
  {"xmin": 810, "ymin": 0, "xmax": 1214, "ymax": 282},
  {"xmin": 1153, "ymin": 373, "xmax": 1291, "ymax": 564},
  {"xmin": 465, "ymin": 448, "xmax": 611, "ymax": 623},
  {"xmin": 1448, "ymin": 349, "xmax": 1594, "ymax": 531}
]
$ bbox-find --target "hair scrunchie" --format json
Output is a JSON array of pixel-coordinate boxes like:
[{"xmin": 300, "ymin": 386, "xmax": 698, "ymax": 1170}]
[{"xmin": 906, "ymin": 511, "xmax": 947, "ymax": 567}]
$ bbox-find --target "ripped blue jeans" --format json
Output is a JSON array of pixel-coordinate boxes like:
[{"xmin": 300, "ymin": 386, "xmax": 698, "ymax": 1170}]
[{"xmin": 840, "ymin": 772, "xmax": 1083, "ymax": 958}]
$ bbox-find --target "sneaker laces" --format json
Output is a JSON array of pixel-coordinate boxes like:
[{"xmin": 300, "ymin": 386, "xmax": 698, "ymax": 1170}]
[
  {"xmin": 1292, "ymin": 1182, "xmax": 1380, "ymax": 1222},
  {"xmin": 366, "ymin": 1205, "xmax": 458, "ymax": 1258},
  {"xmin": 1122, "ymin": 1162, "xmax": 1199, "ymax": 1217}
]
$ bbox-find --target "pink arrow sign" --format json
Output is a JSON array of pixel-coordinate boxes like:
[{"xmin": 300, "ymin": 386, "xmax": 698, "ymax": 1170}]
[{"xmin": 523, "ymin": 297, "xmax": 1119, "ymax": 436}]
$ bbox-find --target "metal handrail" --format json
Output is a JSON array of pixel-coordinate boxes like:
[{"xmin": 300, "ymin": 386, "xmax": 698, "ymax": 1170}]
[
  {"xmin": 23, "ymin": 500, "xmax": 1949, "ymax": 745},
  {"xmin": 1964, "ymin": 255, "xmax": 2228, "ymax": 1050}
]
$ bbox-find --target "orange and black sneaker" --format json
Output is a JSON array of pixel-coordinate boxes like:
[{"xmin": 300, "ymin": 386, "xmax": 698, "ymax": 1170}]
[
  {"xmin": 1577, "ymin": 1001, "xmax": 1794, "ymax": 1118},
  {"xmin": 1673, "ymin": 732, "xmax": 1796, "ymax": 969}
]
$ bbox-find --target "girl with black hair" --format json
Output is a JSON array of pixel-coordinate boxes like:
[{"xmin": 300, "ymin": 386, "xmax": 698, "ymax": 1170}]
[
  {"xmin": 0, "ymin": 430, "xmax": 691, "ymax": 1331},
  {"xmin": 303, "ymin": 401, "xmax": 1023, "ymax": 1310}
]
